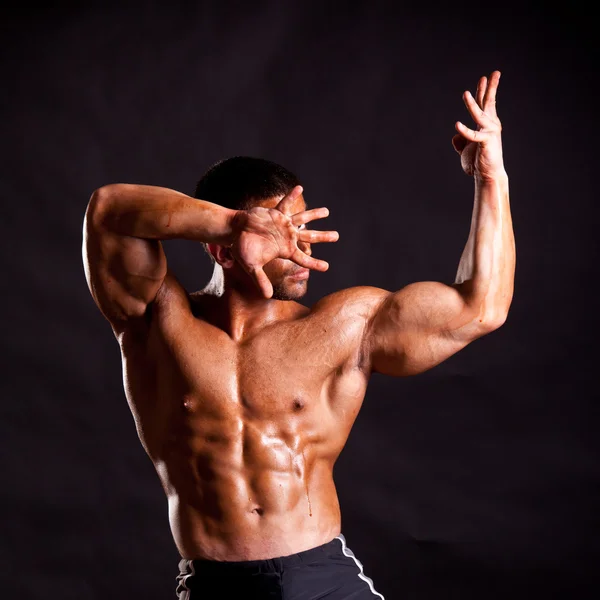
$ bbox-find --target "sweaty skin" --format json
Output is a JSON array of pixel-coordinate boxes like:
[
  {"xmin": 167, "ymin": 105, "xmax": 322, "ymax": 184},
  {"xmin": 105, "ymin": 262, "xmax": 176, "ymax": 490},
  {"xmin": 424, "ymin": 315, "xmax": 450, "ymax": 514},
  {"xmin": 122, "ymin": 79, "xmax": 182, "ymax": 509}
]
[
  {"xmin": 123, "ymin": 272, "xmax": 375, "ymax": 561},
  {"xmin": 82, "ymin": 71, "xmax": 514, "ymax": 563}
]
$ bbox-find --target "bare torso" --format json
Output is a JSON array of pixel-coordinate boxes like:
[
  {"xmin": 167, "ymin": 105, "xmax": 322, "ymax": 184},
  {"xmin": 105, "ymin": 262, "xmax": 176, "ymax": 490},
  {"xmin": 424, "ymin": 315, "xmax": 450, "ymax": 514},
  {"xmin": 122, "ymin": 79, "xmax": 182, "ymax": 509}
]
[{"xmin": 118, "ymin": 272, "xmax": 373, "ymax": 561}]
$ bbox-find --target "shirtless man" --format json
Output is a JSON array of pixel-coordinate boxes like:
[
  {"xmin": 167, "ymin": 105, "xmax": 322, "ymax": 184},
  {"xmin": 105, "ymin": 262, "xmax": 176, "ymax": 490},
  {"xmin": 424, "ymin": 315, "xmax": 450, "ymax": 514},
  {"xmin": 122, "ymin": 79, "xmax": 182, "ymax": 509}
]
[{"xmin": 82, "ymin": 71, "xmax": 514, "ymax": 599}]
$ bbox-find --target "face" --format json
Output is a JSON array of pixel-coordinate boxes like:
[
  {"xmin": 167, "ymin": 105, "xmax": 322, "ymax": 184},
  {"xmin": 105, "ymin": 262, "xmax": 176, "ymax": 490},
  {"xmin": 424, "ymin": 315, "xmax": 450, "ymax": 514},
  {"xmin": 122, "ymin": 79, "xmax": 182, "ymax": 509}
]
[{"xmin": 253, "ymin": 193, "xmax": 311, "ymax": 301}]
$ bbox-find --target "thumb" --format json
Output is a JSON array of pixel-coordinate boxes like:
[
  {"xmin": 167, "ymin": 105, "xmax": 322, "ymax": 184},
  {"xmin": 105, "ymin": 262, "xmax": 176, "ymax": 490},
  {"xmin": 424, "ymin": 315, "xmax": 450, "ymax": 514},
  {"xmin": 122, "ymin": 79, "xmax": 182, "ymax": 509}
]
[
  {"xmin": 251, "ymin": 266, "xmax": 273, "ymax": 299},
  {"xmin": 452, "ymin": 134, "xmax": 469, "ymax": 154}
]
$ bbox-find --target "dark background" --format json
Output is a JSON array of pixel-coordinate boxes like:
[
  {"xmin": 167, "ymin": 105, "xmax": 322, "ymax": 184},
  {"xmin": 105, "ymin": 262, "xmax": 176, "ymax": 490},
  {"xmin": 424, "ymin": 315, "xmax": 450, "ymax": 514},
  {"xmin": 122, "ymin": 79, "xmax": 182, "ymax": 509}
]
[{"xmin": 2, "ymin": 2, "xmax": 598, "ymax": 599}]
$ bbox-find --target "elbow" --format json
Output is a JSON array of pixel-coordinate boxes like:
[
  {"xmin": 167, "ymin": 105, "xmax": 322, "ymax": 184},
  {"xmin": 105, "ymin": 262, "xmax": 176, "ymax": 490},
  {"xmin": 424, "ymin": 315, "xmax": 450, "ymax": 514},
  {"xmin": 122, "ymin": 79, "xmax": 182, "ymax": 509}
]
[
  {"xmin": 85, "ymin": 189, "xmax": 105, "ymax": 229},
  {"xmin": 457, "ymin": 282, "xmax": 514, "ymax": 336},
  {"xmin": 85, "ymin": 184, "xmax": 123, "ymax": 227},
  {"xmin": 475, "ymin": 286, "xmax": 514, "ymax": 333},
  {"xmin": 484, "ymin": 290, "xmax": 514, "ymax": 331},
  {"xmin": 479, "ymin": 308, "xmax": 509, "ymax": 332},
  {"xmin": 89, "ymin": 184, "xmax": 123, "ymax": 208}
]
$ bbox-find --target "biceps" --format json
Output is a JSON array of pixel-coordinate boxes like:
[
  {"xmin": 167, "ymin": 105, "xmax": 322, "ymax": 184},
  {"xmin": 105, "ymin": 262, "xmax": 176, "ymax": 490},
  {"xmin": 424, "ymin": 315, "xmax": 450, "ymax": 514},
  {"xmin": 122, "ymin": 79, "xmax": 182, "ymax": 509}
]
[
  {"xmin": 367, "ymin": 281, "xmax": 485, "ymax": 377},
  {"xmin": 82, "ymin": 219, "xmax": 167, "ymax": 324},
  {"xmin": 371, "ymin": 327, "xmax": 469, "ymax": 376}
]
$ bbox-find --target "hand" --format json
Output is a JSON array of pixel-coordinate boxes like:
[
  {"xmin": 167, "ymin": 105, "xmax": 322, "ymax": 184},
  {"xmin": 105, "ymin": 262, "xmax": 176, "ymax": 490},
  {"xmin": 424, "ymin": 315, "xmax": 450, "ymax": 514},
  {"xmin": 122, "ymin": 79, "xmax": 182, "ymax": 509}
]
[
  {"xmin": 452, "ymin": 70, "xmax": 505, "ymax": 180},
  {"xmin": 230, "ymin": 185, "xmax": 339, "ymax": 298}
]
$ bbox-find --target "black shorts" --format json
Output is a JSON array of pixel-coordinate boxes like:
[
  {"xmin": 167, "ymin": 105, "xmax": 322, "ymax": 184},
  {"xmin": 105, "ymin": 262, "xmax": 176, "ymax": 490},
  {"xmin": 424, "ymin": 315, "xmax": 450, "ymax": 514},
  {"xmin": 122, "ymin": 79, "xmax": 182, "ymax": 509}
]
[{"xmin": 175, "ymin": 534, "xmax": 384, "ymax": 599}]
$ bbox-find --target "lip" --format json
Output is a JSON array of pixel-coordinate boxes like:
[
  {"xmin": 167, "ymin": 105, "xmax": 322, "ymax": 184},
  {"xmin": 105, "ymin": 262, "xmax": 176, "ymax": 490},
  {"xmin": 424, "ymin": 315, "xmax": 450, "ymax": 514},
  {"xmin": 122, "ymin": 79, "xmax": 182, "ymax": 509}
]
[{"xmin": 289, "ymin": 268, "xmax": 310, "ymax": 280}]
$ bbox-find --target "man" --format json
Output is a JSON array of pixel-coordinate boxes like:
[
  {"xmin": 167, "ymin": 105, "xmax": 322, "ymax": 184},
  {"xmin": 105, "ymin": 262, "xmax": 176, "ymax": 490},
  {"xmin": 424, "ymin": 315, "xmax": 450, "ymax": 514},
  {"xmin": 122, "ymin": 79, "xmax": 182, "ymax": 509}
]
[{"xmin": 82, "ymin": 71, "xmax": 514, "ymax": 599}]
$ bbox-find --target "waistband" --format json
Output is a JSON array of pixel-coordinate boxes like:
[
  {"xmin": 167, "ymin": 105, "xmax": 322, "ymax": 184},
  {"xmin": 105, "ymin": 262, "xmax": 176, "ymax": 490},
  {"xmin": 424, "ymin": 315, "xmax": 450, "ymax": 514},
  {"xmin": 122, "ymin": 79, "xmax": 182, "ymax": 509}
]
[{"xmin": 178, "ymin": 534, "xmax": 344, "ymax": 576}]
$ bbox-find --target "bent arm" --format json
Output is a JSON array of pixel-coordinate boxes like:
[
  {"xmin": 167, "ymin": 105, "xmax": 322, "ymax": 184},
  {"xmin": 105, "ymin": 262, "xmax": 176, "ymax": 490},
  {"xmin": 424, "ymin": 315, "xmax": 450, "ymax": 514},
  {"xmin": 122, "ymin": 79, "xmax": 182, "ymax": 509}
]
[
  {"xmin": 365, "ymin": 172, "xmax": 515, "ymax": 377},
  {"xmin": 82, "ymin": 184, "xmax": 237, "ymax": 327},
  {"xmin": 454, "ymin": 174, "xmax": 514, "ymax": 324},
  {"xmin": 364, "ymin": 71, "xmax": 515, "ymax": 377}
]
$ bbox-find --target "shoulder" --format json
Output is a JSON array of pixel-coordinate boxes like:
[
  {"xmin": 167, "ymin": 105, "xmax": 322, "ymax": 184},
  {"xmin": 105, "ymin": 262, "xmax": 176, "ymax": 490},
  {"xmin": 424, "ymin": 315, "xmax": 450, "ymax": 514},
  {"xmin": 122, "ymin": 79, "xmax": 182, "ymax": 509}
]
[
  {"xmin": 310, "ymin": 286, "xmax": 391, "ymax": 320},
  {"xmin": 303, "ymin": 287, "xmax": 390, "ymax": 374},
  {"xmin": 307, "ymin": 286, "xmax": 392, "ymax": 344}
]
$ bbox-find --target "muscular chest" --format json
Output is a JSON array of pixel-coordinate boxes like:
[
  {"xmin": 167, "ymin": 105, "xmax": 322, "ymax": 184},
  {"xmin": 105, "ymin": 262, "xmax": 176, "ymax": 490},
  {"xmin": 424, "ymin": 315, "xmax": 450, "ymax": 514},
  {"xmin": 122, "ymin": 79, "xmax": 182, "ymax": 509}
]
[{"xmin": 157, "ymin": 317, "xmax": 366, "ymax": 421}]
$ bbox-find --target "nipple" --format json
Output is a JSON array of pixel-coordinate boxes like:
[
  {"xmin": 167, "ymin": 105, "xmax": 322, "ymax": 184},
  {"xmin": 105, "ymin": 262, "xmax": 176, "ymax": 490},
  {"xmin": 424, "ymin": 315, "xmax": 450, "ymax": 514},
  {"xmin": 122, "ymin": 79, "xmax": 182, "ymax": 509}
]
[{"xmin": 182, "ymin": 395, "xmax": 197, "ymax": 412}]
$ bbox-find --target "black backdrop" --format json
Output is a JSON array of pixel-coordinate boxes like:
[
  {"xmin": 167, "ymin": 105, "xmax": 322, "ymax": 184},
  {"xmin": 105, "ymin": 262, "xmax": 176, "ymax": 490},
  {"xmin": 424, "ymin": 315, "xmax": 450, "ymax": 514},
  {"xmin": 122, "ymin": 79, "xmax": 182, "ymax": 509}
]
[{"xmin": 2, "ymin": 3, "xmax": 598, "ymax": 599}]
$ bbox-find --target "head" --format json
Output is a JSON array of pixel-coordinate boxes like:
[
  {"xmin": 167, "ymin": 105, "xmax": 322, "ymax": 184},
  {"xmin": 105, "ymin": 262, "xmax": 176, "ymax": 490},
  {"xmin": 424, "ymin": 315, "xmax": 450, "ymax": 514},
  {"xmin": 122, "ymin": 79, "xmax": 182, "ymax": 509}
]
[{"xmin": 195, "ymin": 156, "xmax": 310, "ymax": 301}]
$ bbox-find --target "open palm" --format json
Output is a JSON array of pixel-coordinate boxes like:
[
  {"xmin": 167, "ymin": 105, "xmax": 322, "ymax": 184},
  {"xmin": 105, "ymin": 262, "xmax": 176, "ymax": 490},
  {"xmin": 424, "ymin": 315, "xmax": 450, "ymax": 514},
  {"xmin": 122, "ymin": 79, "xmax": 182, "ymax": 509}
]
[
  {"xmin": 230, "ymin": 186, "xmax": 339, "ymax": 298},
  {"xmin": 452, "ymin": 71, "xmax": 505, "ymax": 180}
]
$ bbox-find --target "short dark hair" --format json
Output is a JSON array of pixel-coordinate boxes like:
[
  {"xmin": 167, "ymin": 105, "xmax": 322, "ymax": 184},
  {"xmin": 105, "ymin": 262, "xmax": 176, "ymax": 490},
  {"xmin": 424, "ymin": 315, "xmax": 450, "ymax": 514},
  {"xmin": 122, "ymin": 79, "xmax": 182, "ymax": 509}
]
[{"xmin": 194, "ymin": 156, "xmax": 301, "ymax": 210}]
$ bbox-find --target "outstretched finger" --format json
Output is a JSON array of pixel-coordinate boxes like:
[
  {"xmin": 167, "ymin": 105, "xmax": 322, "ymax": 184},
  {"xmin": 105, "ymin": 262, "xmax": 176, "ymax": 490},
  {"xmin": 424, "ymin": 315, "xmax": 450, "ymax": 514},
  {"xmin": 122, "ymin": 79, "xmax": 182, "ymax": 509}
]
[
  {"xmin": 291, "ymin": 248, "xmax": 329, "ymax": 271},
  {"xmin": 463, "ymin": 90, "xmax": 493, "ymax": 129},
  {"xmin": 291, "ymin": 207, "xmax": 329, "ymax": 226},
  {"xmin": 250, "ymin": 266, "xmax": 274, "ymax": 299},
  {"xmin": 455, "ymin": 121, "xmax": 488, "ymax": 143},
  {"xmin": 476, "ymin": 76, "xmax": 487, "ymax": 108},
  {"xmin": 276, "ymin": 185, "xmax": 304, "ymax": 216},
  {"xmin": 483, "ymin": 70, "xmax": 501, "ymax": 114},
  {"xmin": 298, "ymin": 229, "xmax": 339, "ymax": 244}
]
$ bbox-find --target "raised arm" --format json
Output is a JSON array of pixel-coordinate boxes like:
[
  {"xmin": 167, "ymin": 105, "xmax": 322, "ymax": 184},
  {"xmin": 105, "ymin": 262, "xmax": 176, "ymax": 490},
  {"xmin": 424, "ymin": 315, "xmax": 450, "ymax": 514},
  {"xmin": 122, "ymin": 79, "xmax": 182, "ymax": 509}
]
[
  {"xmin": 82, "ymin": 184, "xmax": 238, "ymax": 328},
  {"xmin": 82, "ymin": 183, "xmax": 336, "ymax": 330},
  {"xmin": 364, "ymin": 71, "xmax": 515, "ymax": 377}
]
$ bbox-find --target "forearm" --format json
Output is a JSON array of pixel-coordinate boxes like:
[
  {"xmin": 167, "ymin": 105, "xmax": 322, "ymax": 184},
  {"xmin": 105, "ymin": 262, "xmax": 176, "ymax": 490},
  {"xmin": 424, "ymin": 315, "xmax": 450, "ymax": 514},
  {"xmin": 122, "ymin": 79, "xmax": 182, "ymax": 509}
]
[
  {"xmin": 88, "ymin": 183, "xmax": 237, "ymax": 244},
  {"xmin": 454, "ymin": 172, "xmax": 515, "ymax": 325}
]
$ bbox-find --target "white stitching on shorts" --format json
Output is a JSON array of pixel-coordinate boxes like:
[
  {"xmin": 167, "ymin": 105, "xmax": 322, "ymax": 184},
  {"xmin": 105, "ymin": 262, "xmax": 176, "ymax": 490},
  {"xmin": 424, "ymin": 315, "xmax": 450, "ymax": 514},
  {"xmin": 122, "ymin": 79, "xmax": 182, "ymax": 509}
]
[
  {"xmin": 177, "ymin": 559, "xmax": 196, "ymax": 600},
  {"xmin": 336, "ymin": 534, "xmax": 385, "ymax": 599}
]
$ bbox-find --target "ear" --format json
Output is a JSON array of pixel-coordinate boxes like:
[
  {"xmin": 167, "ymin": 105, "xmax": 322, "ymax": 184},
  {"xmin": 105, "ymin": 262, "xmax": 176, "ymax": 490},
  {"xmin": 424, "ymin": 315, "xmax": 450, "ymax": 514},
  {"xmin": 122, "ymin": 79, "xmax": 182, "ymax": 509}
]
[{"xmin": 207, "ymin": 243, "xmax": 235, "ymax": 269}]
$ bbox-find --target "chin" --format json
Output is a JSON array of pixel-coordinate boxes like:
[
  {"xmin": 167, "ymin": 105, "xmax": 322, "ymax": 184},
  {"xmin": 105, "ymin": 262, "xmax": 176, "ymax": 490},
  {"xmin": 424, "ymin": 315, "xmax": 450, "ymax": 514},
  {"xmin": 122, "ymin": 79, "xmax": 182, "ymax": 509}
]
[{"xmin": 271, "ymin": 281, "xmax": 307, "ymax": 301}]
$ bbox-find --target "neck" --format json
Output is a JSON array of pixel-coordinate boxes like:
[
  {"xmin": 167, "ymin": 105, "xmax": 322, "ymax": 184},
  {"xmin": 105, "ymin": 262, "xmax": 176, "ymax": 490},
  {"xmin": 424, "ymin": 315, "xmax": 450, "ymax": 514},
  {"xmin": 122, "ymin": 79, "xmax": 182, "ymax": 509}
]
[{"xmin": 200, "ymin": 264, "xmax": 296, "ymax": 341}]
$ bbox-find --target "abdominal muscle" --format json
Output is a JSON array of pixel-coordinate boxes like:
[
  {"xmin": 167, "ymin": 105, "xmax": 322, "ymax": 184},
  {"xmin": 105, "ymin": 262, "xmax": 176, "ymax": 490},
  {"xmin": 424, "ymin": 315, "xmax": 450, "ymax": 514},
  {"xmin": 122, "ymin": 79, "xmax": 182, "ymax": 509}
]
[
  {"xmin": 117, "ymin": 287, "xmax": 366, "ymax": 562},
  {"xmin": 153, "ymin": 409, "xmax": 344, "ymax": 561}
]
